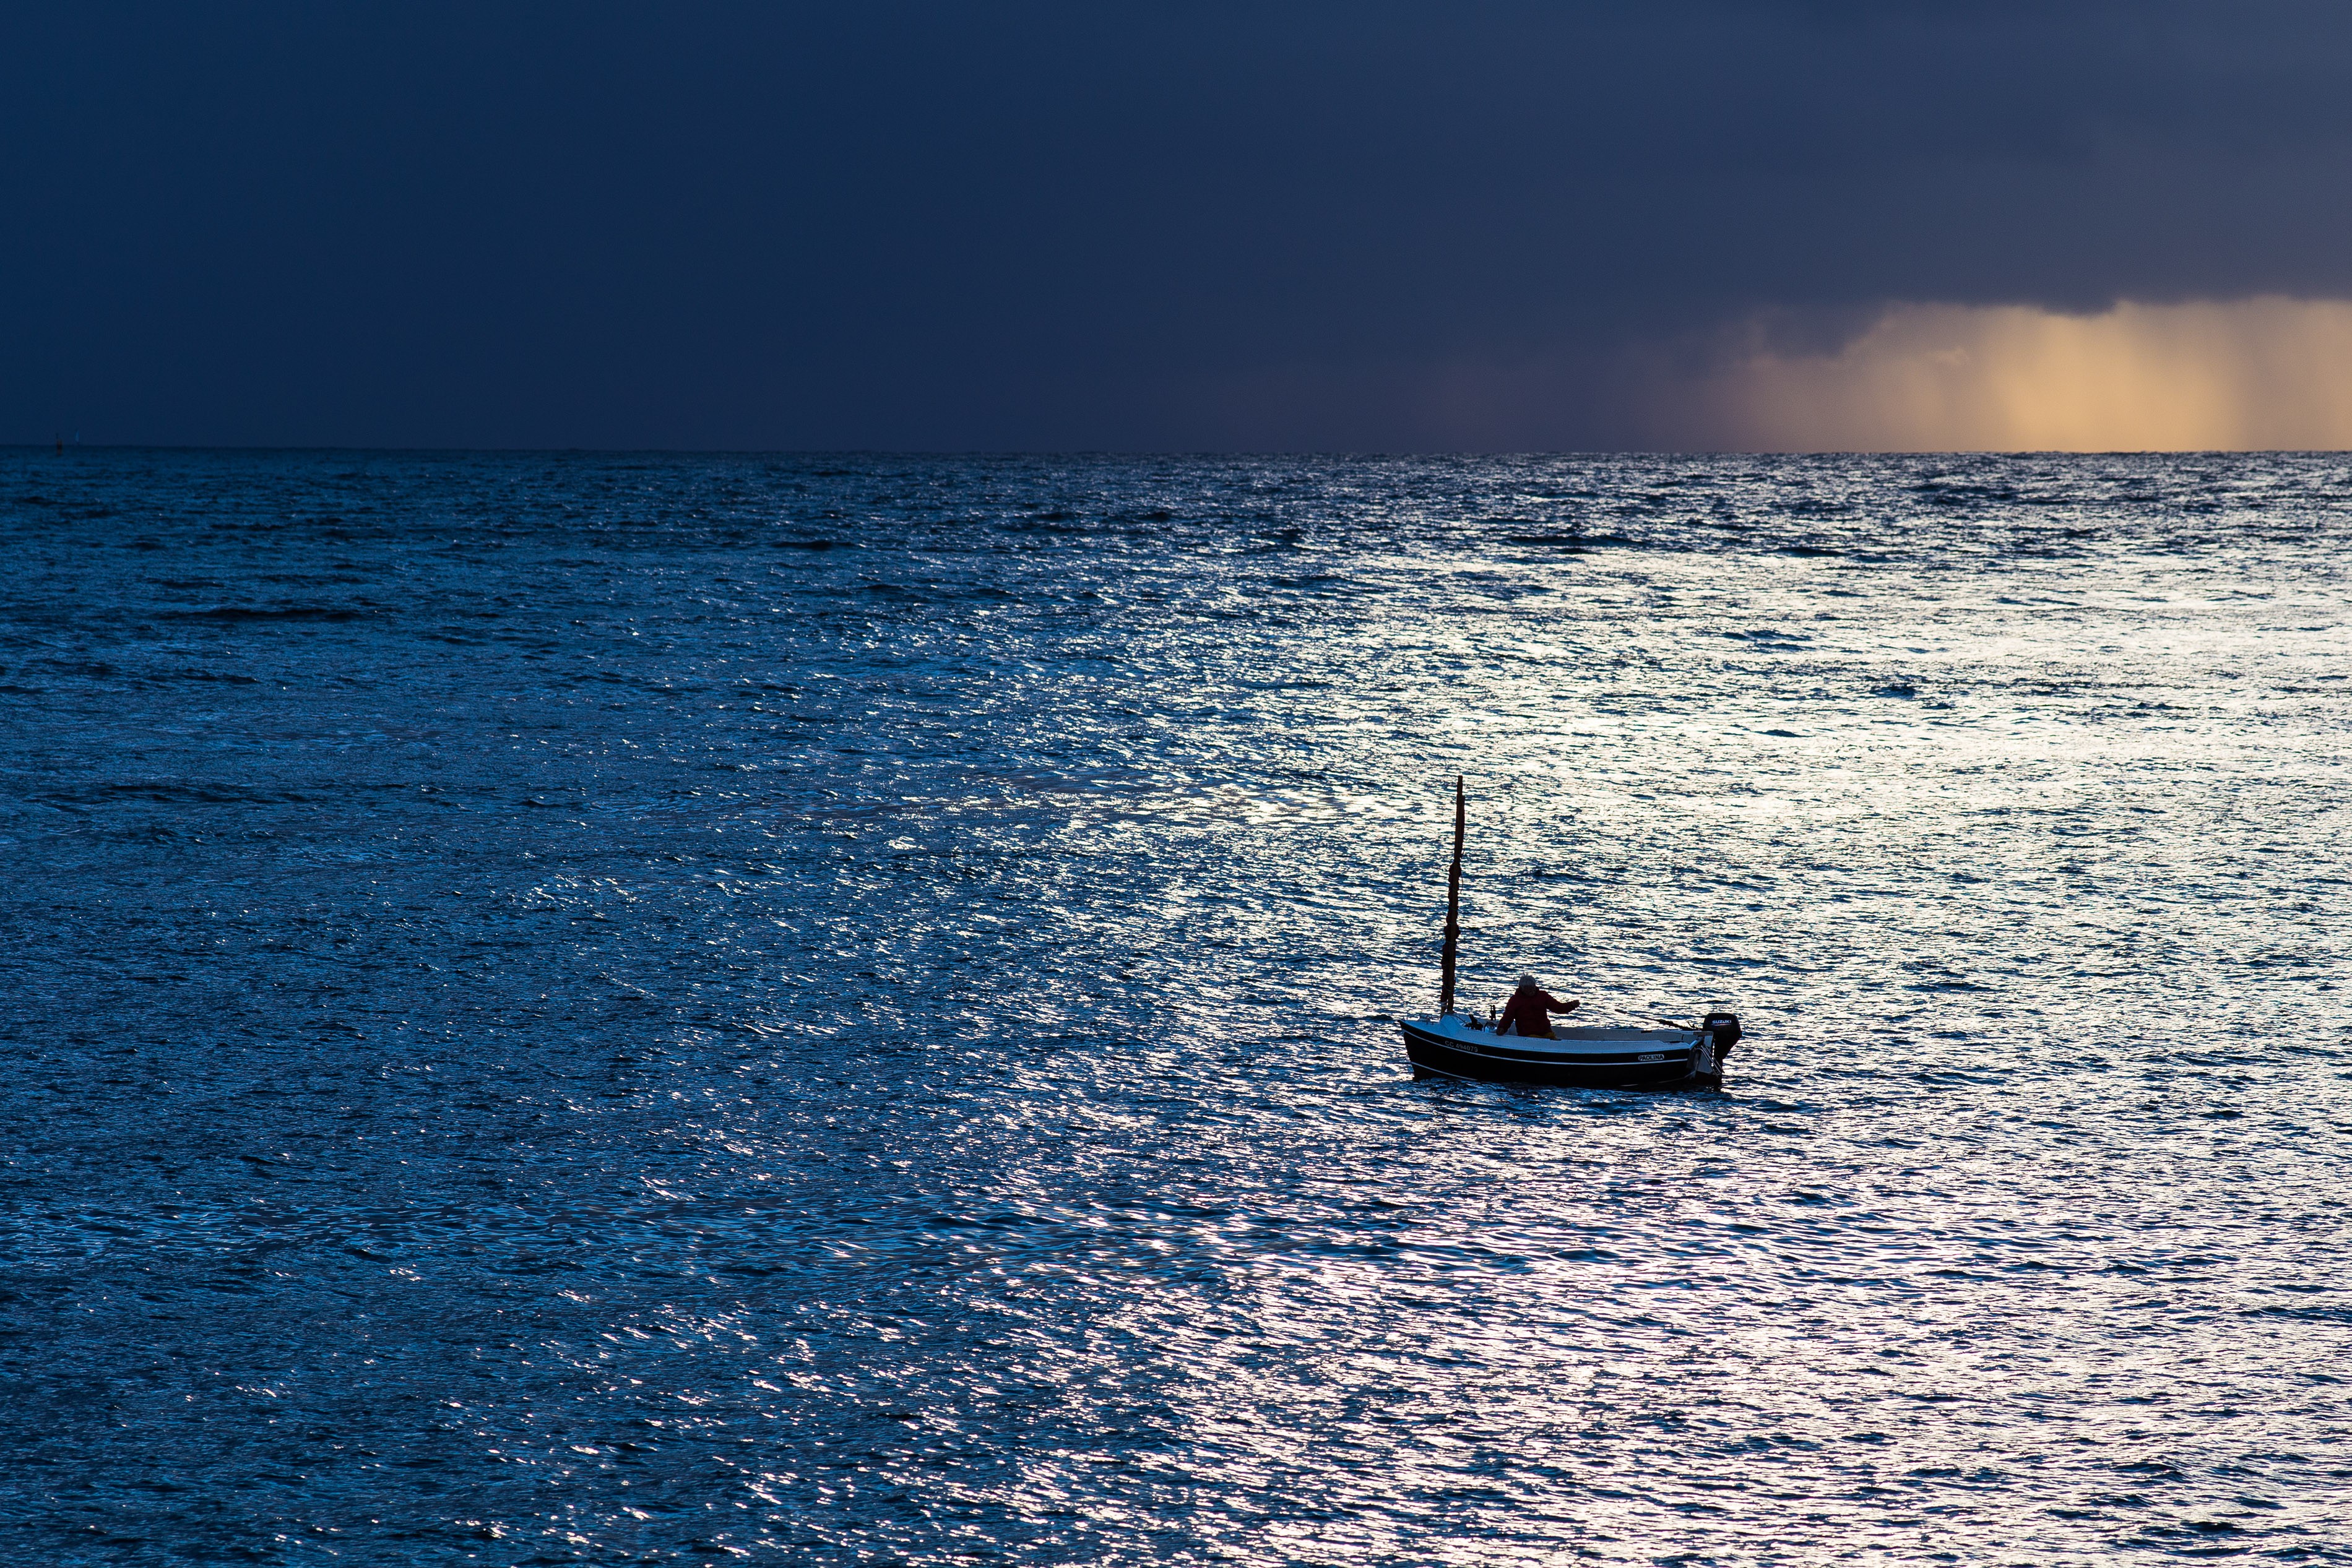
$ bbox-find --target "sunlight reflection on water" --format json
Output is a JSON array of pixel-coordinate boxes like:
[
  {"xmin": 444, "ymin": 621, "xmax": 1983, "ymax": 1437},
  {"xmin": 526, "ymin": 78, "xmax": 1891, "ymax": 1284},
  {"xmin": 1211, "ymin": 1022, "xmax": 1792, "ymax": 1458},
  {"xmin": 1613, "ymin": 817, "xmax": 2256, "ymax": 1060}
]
[{"xmin": 0, "ymin": 450, "xmax": 2346, "ymax": 1564}]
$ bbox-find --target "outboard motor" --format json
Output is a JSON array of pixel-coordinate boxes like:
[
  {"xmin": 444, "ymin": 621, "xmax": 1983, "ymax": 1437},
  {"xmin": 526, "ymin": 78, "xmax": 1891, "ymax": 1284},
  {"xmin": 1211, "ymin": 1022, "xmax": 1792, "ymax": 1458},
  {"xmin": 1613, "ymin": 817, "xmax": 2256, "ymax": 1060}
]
[{"xmin": 1701, "ymin": 1010, "xmax": 1742, "ymax": 1061}]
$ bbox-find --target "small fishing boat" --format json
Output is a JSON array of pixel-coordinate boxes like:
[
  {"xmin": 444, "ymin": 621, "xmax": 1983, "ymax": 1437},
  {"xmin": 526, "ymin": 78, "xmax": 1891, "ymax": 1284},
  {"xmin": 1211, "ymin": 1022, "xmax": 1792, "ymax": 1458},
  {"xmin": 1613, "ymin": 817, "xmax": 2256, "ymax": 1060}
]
[
  {"xmin": 1398, "ymin": 776, "xmax": 1742, "ymax": 1090},
  {"xmin": 1399, "ymin": 1012, "xmax": 1737, "ymax": 1088}
]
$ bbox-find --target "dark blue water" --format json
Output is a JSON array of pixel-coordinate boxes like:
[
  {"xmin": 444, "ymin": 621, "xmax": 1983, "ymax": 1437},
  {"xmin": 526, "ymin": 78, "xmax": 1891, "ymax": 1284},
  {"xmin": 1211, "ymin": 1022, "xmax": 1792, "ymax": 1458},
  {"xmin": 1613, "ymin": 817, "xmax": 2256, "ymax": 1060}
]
[{"xmin": 2, "ymin": 450, "xmax": 2348, "ymax": 1564}]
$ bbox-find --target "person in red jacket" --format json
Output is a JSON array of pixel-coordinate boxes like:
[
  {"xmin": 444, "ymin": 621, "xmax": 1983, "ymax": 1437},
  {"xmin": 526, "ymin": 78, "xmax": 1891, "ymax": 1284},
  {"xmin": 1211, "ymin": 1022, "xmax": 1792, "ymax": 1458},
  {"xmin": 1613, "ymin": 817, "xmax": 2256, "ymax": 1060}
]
[{"xmin": 1497, "ymin": 974, "xmax": 1579, "ymax": 1038}]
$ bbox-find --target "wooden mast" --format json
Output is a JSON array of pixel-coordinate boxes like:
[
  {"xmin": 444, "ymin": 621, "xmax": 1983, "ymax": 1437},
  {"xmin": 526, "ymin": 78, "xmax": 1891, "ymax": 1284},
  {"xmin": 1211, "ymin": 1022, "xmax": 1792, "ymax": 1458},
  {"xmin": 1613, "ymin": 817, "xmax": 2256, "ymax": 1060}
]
[{"xmin": 1438, "ymin": 774, "xmax": 1464, "ymax": 1015}]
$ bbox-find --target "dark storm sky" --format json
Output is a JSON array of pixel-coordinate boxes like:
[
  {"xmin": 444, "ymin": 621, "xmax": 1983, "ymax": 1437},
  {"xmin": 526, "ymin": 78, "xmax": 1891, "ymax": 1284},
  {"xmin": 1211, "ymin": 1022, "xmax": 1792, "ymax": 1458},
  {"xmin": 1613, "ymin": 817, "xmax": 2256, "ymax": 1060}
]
[{"xmin": 6, "ymin": 1, "xmax": 2351, "ymax": 449}]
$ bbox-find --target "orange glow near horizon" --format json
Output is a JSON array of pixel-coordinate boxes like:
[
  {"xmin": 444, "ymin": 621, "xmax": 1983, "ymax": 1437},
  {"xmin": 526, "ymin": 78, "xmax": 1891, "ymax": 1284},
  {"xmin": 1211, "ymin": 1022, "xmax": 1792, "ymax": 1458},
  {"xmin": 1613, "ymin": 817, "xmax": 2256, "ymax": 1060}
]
[{"xmin": 1692, "ymin": 296, "xmax": 2352, "ymax": 452}]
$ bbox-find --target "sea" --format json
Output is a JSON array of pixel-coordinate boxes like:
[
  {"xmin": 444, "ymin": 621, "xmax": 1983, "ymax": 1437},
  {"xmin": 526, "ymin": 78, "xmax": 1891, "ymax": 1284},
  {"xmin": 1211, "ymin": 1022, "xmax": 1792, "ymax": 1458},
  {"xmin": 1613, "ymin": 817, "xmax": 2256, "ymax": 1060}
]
[{"xmin": 1, "ymin": 449, "xmax": 2346, "ymax": 1566}]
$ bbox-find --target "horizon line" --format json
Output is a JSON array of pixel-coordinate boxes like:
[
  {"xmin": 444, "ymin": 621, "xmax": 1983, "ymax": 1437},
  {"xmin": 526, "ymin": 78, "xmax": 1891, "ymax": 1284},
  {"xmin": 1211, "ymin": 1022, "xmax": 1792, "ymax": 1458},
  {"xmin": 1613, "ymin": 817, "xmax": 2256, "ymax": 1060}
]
[{"xmin": 9, "ymin": 443, "xmax": 2350, "ymax": 460}]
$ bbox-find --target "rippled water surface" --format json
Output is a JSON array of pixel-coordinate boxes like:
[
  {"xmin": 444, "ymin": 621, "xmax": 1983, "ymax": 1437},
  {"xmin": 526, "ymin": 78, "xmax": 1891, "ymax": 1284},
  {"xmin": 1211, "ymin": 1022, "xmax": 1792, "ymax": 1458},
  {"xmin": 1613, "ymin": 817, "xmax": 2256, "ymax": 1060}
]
[{"xmin": 2, "ymin": 450, "xmax": 2348, "ymax": 1565}]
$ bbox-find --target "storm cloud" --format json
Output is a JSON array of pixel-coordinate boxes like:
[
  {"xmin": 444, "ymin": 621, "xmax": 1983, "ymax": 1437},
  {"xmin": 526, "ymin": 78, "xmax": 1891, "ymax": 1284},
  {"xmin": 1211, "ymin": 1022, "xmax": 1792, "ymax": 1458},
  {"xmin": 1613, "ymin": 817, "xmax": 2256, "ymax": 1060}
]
[{"xmin": 6, "ymin": 1, "xmax": 2351, "ymax": 449}]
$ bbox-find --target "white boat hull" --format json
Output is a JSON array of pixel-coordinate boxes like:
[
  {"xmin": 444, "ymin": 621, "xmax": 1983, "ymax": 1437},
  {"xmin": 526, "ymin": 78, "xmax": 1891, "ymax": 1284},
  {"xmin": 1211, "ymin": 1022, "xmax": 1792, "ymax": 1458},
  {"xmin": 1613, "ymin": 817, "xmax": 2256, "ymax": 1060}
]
[{"xmin": 1399, "ymin": 1014, "xmax": 1724, "ymax": 1088}]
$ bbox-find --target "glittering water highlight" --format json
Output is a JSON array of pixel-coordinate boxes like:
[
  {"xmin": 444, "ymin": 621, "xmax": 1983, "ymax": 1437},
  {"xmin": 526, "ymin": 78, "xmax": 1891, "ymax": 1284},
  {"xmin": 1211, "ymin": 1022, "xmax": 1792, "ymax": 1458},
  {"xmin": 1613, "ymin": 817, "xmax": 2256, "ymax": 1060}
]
[{"xmin": 1, "ymin": 450, "xmax": 2346, "ymax": 1564}]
